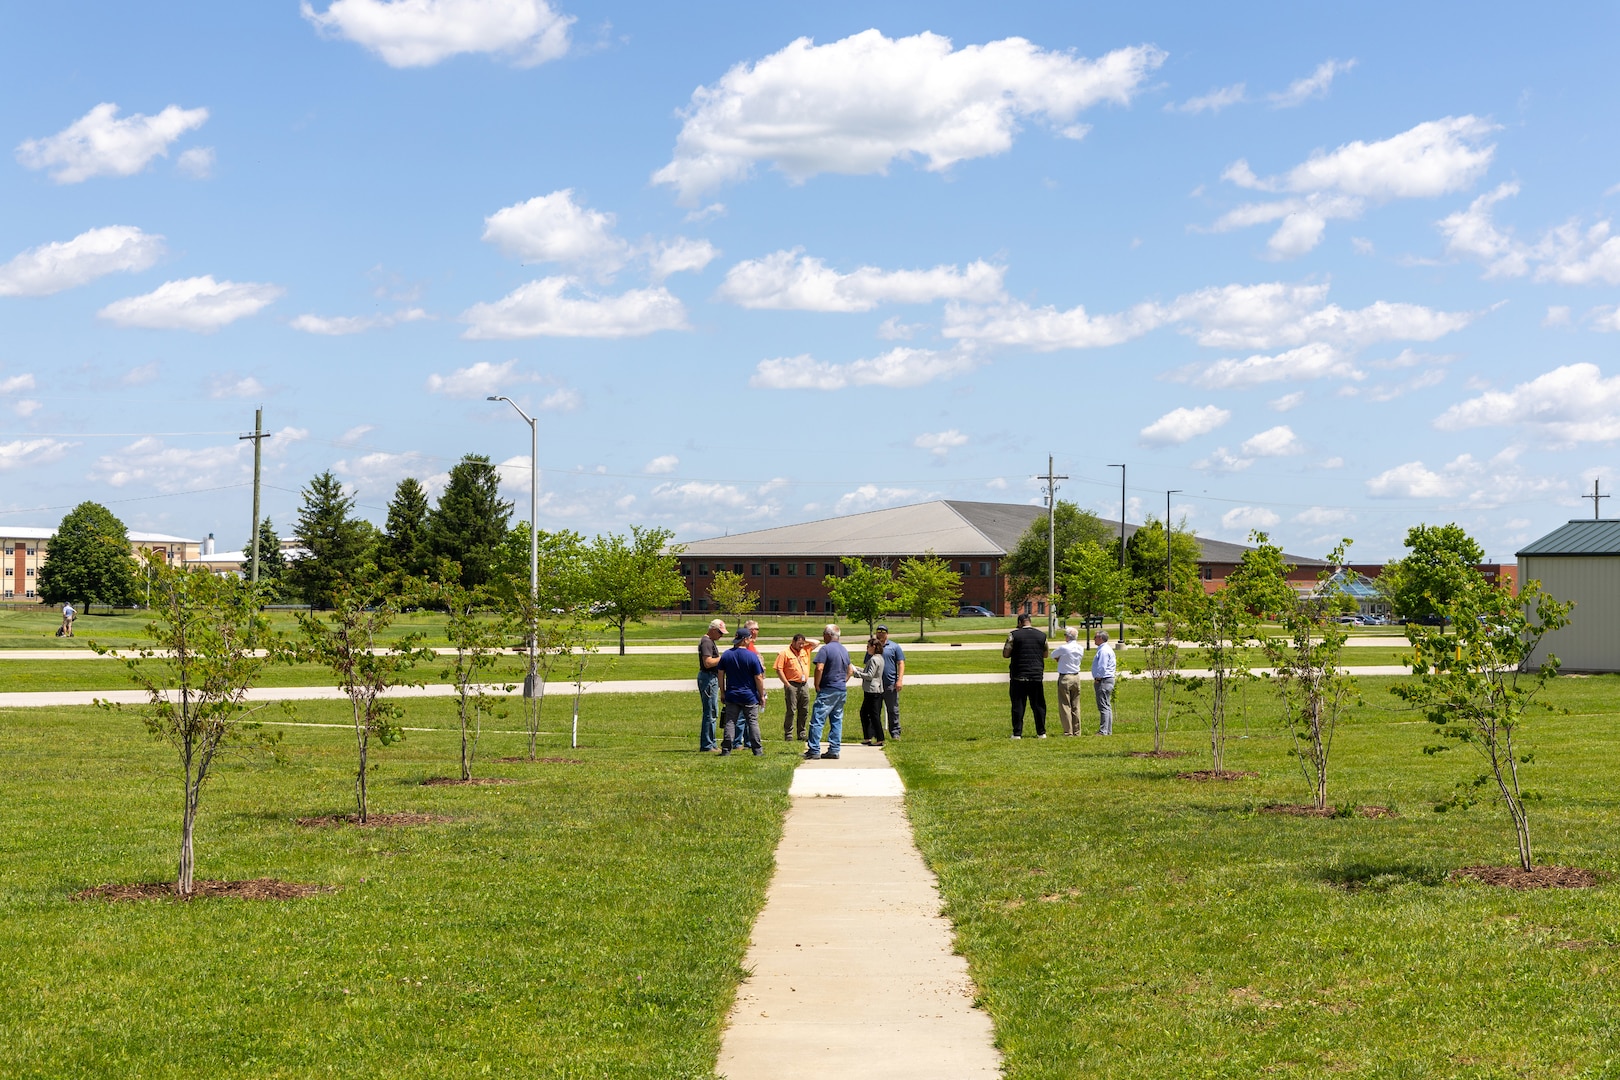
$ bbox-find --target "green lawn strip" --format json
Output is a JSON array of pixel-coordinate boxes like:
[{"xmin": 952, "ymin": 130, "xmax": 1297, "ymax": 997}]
[
  {"xmin": 0, "ymin": 693, "xmax": 796, "ymax": 1079},
  {"xmin": 0, "ymin": 647, "xmax": 1417, "ymax": 693},
  {"xmin": 886, "ymin": 677, "xmax": 1620, "ymax": 1079}
]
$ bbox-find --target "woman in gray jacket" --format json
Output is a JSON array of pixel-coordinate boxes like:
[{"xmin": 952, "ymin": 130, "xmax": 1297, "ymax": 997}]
[{"xmin": 858, "ymin": 636, "xmax": 887, "ymax": 746}]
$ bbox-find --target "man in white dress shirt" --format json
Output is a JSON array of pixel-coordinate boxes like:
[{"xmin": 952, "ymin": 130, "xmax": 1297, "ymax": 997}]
[
  {"xmin": 1091, "ymin": 631, "xmax": 1118, "ymax": 735},
  {"xmin": 1050, "ymin": 626, "xmax": 1087, "ymax": 736}
]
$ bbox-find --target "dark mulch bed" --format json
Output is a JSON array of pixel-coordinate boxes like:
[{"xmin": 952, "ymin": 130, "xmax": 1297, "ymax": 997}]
[
  {"xmin": 496, "ymin": 756, "xmax": 584, "ymax": 764},
  {"xmin": 1129, "ymin": 750, "xmax": 1193, "ymax": 759},
  {"xmin": 296, "ymin": 812, "xmax": 452, "ymax": 828},
  {"xmin": 75, "ymin": 878, "xmax": 334, "ymax": 902},
  {"xmin": 1449, "ymin": 865, "xmax": 1601, "ymax": 890},
  {"xmin": 1262, "ymin": 803, "xmax": 1398, "ymax": 819},
  {"xmin": 420, "ymin": 777, "xmax": 518, "ymax": 786},
  {"xmin": 1177, "ymin": 769, "xmax": 1259, "ymax": 781}
]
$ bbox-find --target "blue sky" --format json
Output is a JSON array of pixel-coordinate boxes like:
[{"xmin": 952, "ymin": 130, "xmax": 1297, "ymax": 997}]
[{"xmin": 4, "ymin": 2, "xmax": 1620, "ymax": 561}]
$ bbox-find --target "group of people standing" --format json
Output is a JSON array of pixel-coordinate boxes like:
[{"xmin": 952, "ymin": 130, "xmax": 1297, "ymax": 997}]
[
  {"xmin": 697, "ymin": 618, "xmax": 905, "ymax": 758},
  {"xmin": 696, "ymin": 613, "xmax": 1116, "ymax": 751}
]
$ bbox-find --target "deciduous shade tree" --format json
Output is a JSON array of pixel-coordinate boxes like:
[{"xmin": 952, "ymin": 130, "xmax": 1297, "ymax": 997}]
[
  {"xmin": 492, "ymin": 523, "xmax": 588, "ymax": 612},
  {"xmin": 1133, "ymin": 596, "xmax": 1181, "ymax": 754},
  {"xmin": 708, "ymin": 569, "xmax": 759, "ymax": 624},
  {"xmin": 1225, "ymin": 532, "xmax": 1297, "ymax": 620},
  {"xmin": 895, "ymin": 551, "xmax": 962, "ymax": 641},
  {"xmin": 824, "ymin": 558, "xmax": 895, "ymax": 636},
  {"xmin": 1177, "ymin": 585, "xmax": 1257, "ymax": 774},
  {"xmin": 582, "ymin": 525, "xmax": 688, "ymax": 655},
  {"xmin": 287, "ymin": 471, "xmax": 372, "ymax": 608},
  {"xmin": 36, "ymin": 501, "xmax": 139, "ymax": 610},
  {"xmin": 1060, "ymin": 540, "xmax": 1132, "ymax": 632},
  {"xmin": 1125, "ymin": 516, "xmax": 1204, "ymax": 597},
  {"xmin": 382, "ymin": 477, "xmax": 433, "ymax": 580},
  {"xmin": 1393, "ymin": 577, "xmax": 1573, "ymax": 870},
  {"xmin": 296, "ymin": 583, "xmax": 431, "ymax": 822},
  {"xmin": 1003, "ymin": 501, "xmax": 1113, "ymax": 613},
  {"xmin": 100, "ymin": 554, "xmax": 275, "ymax": 896},
  {"xmin": 1380, "ymin": 522, "xmax": 1486, "ymax": 623},
  {"xmin": 427, "ymin": 454, "xmax": 512, "ymax": 589},
  {"xmin": 1262, "ymin": 542, "xmax": 1357, "ymax": 811}
]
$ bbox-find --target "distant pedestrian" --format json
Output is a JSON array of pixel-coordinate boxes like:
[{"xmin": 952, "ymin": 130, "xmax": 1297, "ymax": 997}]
[
  {"xmin": 697, "ymin": 618, "xmax": 726, "ymax": 752},
  {"xmin": 875, "ymin": 624, "xmax": 905, "ymax": 739},
  {"xmin": 805, "ymin": 624, "xmax": 853, "ymax": 760},
  {"xmin": 1003, "ymin": 612, "xmax": 1049, "ymax": 738},
  {"xmin": 1052, "ymin": 626, "xmax": 1087, "ymax": 736},
  {"xmin": 858, "ymin": 636, "xmax": 887, "ymax": 746},
  {"xmin": 773, "ymin": 633, "xmax": 815, "ymax": 741},
  {"xmin": 1092, "ymin": 631, "xmax": 1118, "ymax": 736},
  {"xmin": 717, "ymin": 628, "xmax": 766, "ymax": 756},
  {"xmin": 59, "ymin": 602, "xmax": 75, "ymax": 638}
]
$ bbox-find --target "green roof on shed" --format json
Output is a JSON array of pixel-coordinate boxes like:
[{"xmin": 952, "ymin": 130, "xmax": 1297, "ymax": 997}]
[{"xmin": 1516, "ymin": 520, "xmax": 1620, "ymax": 557}]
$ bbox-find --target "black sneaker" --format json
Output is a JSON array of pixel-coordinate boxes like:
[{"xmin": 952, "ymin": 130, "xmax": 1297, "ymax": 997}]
[
  {"xmin": 823, "ymin": 752, "xmax": 840, "ymax": 760},
  {"xmin": 719, "ymin": 749, "xmax": 731, "ymax": 756},
  {"xmin": 752, "ymin": 749, "xmax": 765, "ymax": 756},
  {"xmin": 803, "ymin": 750, "xmax": 821, "ymax": 760}
]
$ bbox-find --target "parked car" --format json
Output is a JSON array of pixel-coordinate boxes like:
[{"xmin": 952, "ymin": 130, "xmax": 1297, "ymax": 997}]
[
  {"xmin": 957, "ymin": 605, "xmax": 996, "ymax": 617},
  {"xmin": 1334, "ymin": 614, "xmax": 1364, "ymax": 625}
]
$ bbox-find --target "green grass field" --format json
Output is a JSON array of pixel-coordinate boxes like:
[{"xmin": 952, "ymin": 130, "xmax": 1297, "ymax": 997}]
[
  {"xmin": 0, "ymin": 694, "xmax": 797, "ymax": 1079},
  {"xmin": 887, "ymin": 676, "xmax": 1620, "ymax": 1078}
]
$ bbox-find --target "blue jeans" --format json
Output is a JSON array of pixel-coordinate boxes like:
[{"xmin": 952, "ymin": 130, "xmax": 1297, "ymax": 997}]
[
  {"xmin": 807, "ymin": 688, "xmax": 846, "ymax": 755},
  {"xmin": 697, "ymin": 671, "xmax": 720, "ymax": 750}
]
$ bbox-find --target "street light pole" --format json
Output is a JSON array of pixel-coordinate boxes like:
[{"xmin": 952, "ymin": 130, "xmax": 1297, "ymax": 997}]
[
  {"xmin": 1165, "ymin": 490, "xmax": 1183, "ymax": 602},
  {"xmin": 489, "ymin": 396, "xmax": 539, "ymax": 698},
  {"xmin": 1109, "ymin": 463, "xmax": 1125, "ymax": 643}
]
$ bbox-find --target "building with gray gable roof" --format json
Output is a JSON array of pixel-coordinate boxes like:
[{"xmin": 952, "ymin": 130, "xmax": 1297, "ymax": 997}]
[
  {"xmin": 673, "ymin": 500, "xmax": 1323, "ymax": 618},
  {"xmin": 1518, "ymin": 519, "xmax": 1620, "ymax": 672}
]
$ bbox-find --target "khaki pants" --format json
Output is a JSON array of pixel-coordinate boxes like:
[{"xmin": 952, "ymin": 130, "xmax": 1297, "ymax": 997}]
[
  {"xmin": 1057, "ymin": 673, "xmax": 1084, "ymax": 735},
  {"xmin": 781, "ymin": 680, "xmax": 810, "ymax": 739}
]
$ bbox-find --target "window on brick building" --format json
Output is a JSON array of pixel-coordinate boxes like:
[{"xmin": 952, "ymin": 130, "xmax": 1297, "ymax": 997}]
[
  {"xmin": 959, "ymin": 562, "xmax": 970, "ymax": 575},
  {"xmin": 680, "ymin": 562, "xmax": 690, "ymax": 576},
  {"xmin": 980, "ymin": 562, "xmax": 991, "ymax": 576},
  {"xmin": 824, "ymin": 563, "xmax": 836, "ymax": 576},
  {"xmin": 751, "ymin": 563, "xmax": 762, "ymax": 576},
  {"xmin": 786, "ymin": 562, "xmax": 796, "ymax": 576},
  {"xmin": 733, "ymin": 563, "xmax": 743, "ymax": 574},
  {"xmin": 806, "ymin": 599, "xmax": 817, "ymax": 612},
  {"xmin": 769, "ymin": 599, "xmax": 780, "ymax": 612},
  {"xmin": 786, "ymin": 599, "xmax": 797, "ymax": 612},
  {"xmin": 769, "ymin": 563, "xmax": 780, "ymax": 576},
  {"xmin": 698, "ymin": 598, "xmax": 708, "ymax": 611}
]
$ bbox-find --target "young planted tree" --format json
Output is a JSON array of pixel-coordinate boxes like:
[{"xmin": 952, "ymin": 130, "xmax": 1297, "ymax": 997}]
[
  {"xmin": 582, "ymin": 525, "xmax": 688, "ymax": 655},
  {"xmin": 1226, "ymin": 531, "xmax": 1297, "ymax": 623},
  {"xmin": 894, "ymin": 551, "xmax": 962, "ymax": 641},
  {"xmin": 37, "ymin": 501, "xmax": 139, "ymax": 611},
  {"xmin": 99, "ymin": 555, "xmax": 274, "ymax": 896},
  {"xmin": 708, "ymin": 569, "xmax": 759, "ymax": 625},
  {"xmin": 1262, "ymin": 542, "xmax": 1357, "ymax": 811},
  {"xmin": 1133, "ymin": 595, "xmax": 1181, "ymax": 754},
  {"xmin": 287, "ymin": 471, "xmax": 371, "ymax": 608},
  {"xmin": 494, "ymin": 524, "xmax": 590, "ymax": 757},
  {"xmin": 297, "ymin": 582, "xmax": 431, "ymax": 821},
  {"xmin": 423, "ymin": 562, "xmax": 514, "ymax": 781},
  {"xmin": 1060, "ymin": 539, "xmax": 1132, "ymax": 633},
  {"xmin": 1177, "ymin": 585, "xmax": 1257, "ymax": 773},
  {"xmin": 427, "ymin": 454, "xmax": 512, "ymax": 588},
  {"xmin": 824, "ymin": 557, "xmax": 895, "ymax": 636},
  {"xmin": 1392, "ymin": 578, "xmax": 1573, "ymax": 870}
]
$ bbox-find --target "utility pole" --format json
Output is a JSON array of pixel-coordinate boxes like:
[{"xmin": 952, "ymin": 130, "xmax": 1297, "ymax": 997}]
[
  {"xmin": 239, "ymin": 408, "xmax": 273, "ymax": 585},
  {"xmin": 1588, "ymin": 477, "xmax": 1609, "ymax": 519},
  {"xmin": 1037, "ymin": 454, "xmax": 1067, "ymax": 639},
  {"xmin": 1165, "ymin": 490, "xmax": 1183, "ymax": 601},
  {"xmin": 1109, "ymin": 463, "xmax": 1126, "ymax": 643}
]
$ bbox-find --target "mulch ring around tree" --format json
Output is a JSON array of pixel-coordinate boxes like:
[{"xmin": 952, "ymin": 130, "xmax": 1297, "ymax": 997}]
[
  {"xmin": 496, "ymin": 756, "xmax": 584, "ymax": 765},
  {"xmin": 75, "ymin": 879, "xmax": 335, "ymax": 902},
  {"xmin": 1449, "ymin": 865, "xmax": 1602, "ymax": 890},
  {"xmin": 420, "ymin": 777, "xmax": 519, "ymax": 787},
  {"xmin": 1177, "ymin": 769, "xmax": 1259, "ymax": 781},
  {"xmin": 295, "ymin": 812, "xmax": 453, "ymax": 828},
  {"xmin": 1262, "ymin": 804, "xmax": 1398, "ymax": 819},
  {"xmin": 1129, "ymin": 750, "xmax": 1193, "ymax": 759}
]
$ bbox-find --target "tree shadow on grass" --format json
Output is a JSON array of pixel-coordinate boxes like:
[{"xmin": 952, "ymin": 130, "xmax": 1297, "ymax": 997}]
[{"xmin": 1319, "ymin": 861, "xmax": 1447, "ymax": 891}]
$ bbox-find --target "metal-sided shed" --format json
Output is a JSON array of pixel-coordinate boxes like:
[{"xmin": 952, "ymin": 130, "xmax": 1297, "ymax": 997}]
[{"xmin": 1516, "ymin": 520, "xmax": 1620, "ymax": 672}]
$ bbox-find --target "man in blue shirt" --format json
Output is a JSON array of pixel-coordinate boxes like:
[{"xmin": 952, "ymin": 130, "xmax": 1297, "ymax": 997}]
[
  {"xmin": 717, "ymin": 628, "xmax": 766, "ymax": 756},
  {"xmin": 805, "ymin": 624, "xmax": 853, "ymax": 760},
  {"xmin": 875, "ymin": 624, "xmax": 905, "ymax": 740}
]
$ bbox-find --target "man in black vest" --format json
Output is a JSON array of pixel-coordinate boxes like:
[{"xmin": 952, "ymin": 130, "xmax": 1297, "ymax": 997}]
[{"xmin": 1002, "ymin": 612, "xmax": 1050, "ymax": 739}]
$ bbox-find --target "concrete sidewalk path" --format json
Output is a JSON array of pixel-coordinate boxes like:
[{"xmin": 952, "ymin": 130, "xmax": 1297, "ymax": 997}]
[{"xmin": 716, "ymin": 743, "xmax": 1001, "ymax": 1080}]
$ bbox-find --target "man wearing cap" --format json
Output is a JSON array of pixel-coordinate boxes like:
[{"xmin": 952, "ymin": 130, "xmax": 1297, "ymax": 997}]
[
  {"xmin": 773, "ymin": 632, "xmax": 815, "ymax": 741},
  {"xmin": 1092, "ymin": 630, "xmax": 1118, "ymax": 736},
  {"xmin": 875, "ymin": 624, "xmax": 905, "ymax": 740},
  {"xmin": 1051, "ymin": 626, "xmax": 1087, "ymax": 736},
  {"xmin": 697, "ymin": 619, "xmax": 725, "ymax": 752},
  {"xmin": 805, "ymin": 624, "xmax": 853, "ymax": 760},
  {"xmin": 717, "ymin": 627, "xmax": 766, "ymax": 756},
  {"xmin": 1002, "ymin": 612, "xmax": 1049, "ymax": 738}
]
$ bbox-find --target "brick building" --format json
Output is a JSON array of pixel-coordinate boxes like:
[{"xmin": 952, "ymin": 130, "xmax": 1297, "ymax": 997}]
[{"xmin": 1, "ymin": 526, "xmax": 202, "ymax": 601}]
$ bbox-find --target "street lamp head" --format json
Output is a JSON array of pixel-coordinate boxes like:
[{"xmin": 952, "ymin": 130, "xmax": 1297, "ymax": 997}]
[{"xmin": 486, "ymin": 395, "xmax": 501, "ymax": 402}]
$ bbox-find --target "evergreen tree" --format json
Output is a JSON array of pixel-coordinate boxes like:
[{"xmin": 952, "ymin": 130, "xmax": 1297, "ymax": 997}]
[
  {"xmin": 37, "ymin": 502, "xmax": 140, "ymax": 609},
  {"xmin": 287, "ymin": 471, "xmax": 369, "ymax": 607},
  {"xmin": 382, "ymin": 477, "xmax": 433, "ymax": 579},
  {"xmin": 427, "ymin": 454, "xmax": 512, "ymax": 588},
  {"xmin": 241, "ymin": 516, "xmax": 287, "ymax": 584}
]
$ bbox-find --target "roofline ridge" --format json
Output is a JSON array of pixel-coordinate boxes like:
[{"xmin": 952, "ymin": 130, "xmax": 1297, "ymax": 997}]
[{"xmin": 939, "ymin": 500, "xmax": 1007, "ymax": 554}]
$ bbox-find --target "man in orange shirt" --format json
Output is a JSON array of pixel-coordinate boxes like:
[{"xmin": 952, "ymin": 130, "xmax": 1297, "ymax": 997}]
[{"xmin": 773, "ymin": 632, "xmax": 816, "ymax": 742}]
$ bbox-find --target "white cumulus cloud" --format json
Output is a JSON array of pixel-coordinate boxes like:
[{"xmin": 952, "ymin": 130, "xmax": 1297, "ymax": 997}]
[
  {"xmin": 482, "ymin": 189, "xmax": 629, "ymax": 272},
  {"xmin": 1437, "ymin": 182, "xmax": 1527, "ymax": 277},
  {"xmin": 208, "ymin": 375, "xmax": 266, "ymax": 400},
  {"xmin": 943, "ymin": 297, "xmax": 1165, "ymax": 350},
  {"xmin": 1190, "ymin": 342, "xmax": 1360, "ymax": 389},
  {"xmin": 176, "ymin": 147, "xmax": 215, "ymax": 179},
  {"xmin": 1214, "ymin": 115, "xmax": 1496, "ymax": 255},
  {"xmin": 98, "ymin": 276, "xmax": 283, "ymax": 332},
  {"xmin": 719, "ymin": 249, "xmax": 1004, "ymax": 311},
  {"xmin": 461, "ymin": 277, "xmax": 688, "ymax": 339},
  {"xmin": 301, "ymin": 0, "xmax": 572, "ymax": 68},
  {"xmin": 653, "ymin": 29, "xmax": 1165, "ymax": 201},
  {"xmin": 0, "ymin": 438, "xmax": 75, "ymax": 472},
  {"xmin": 1221, "ymin": 506, "xmax": 1280, "ymax": 531},
  {"xmin": 914, "ymin": 429, "xmax": 968, "ymax": 457},
  {"xmin": 1139, "ymin": 405, "xmax": 1230, "ymax": 446},
  {"xmin": 1169, "ymin": 83, "xmax": 1246, "ymax": 115},
  {"xmin": 425, "ymin": 358, "xmax": 530, "ymax": 398},
  {"xmin": 834, "ymin": 484, "xmax": 933, "ymax": 515},
  {"xmin": 16, "ymin": 103, "xmax": 209, "ymax": 183},
  {"xmin": 1433, "ymin": 362, "xmax": 1620, "ymax": 444},
  {"xmin": 750, "ymin": 347, "xmax": 979, "ymax": 391},
  {"xmin": 648, "ymin": 237, "xmax": 718, "ymax": 280},
  {"xmin": 1268, "ymin": 58, "xmax": 1356, "ymax": 108},
  {"xmin": 0, "ymin": 226, "xmax": 164, "ymax": 297},
  {"xmin": 289, "ymin": 308, "xmax": 428, "ymax": 335},
  {"xmin": 645, "ymin": 454, "xmax": 679, "ymax": 474},
  {"xmin": 1240, "ymin": 424, "xmax": 1304, "ymax": 456}
]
